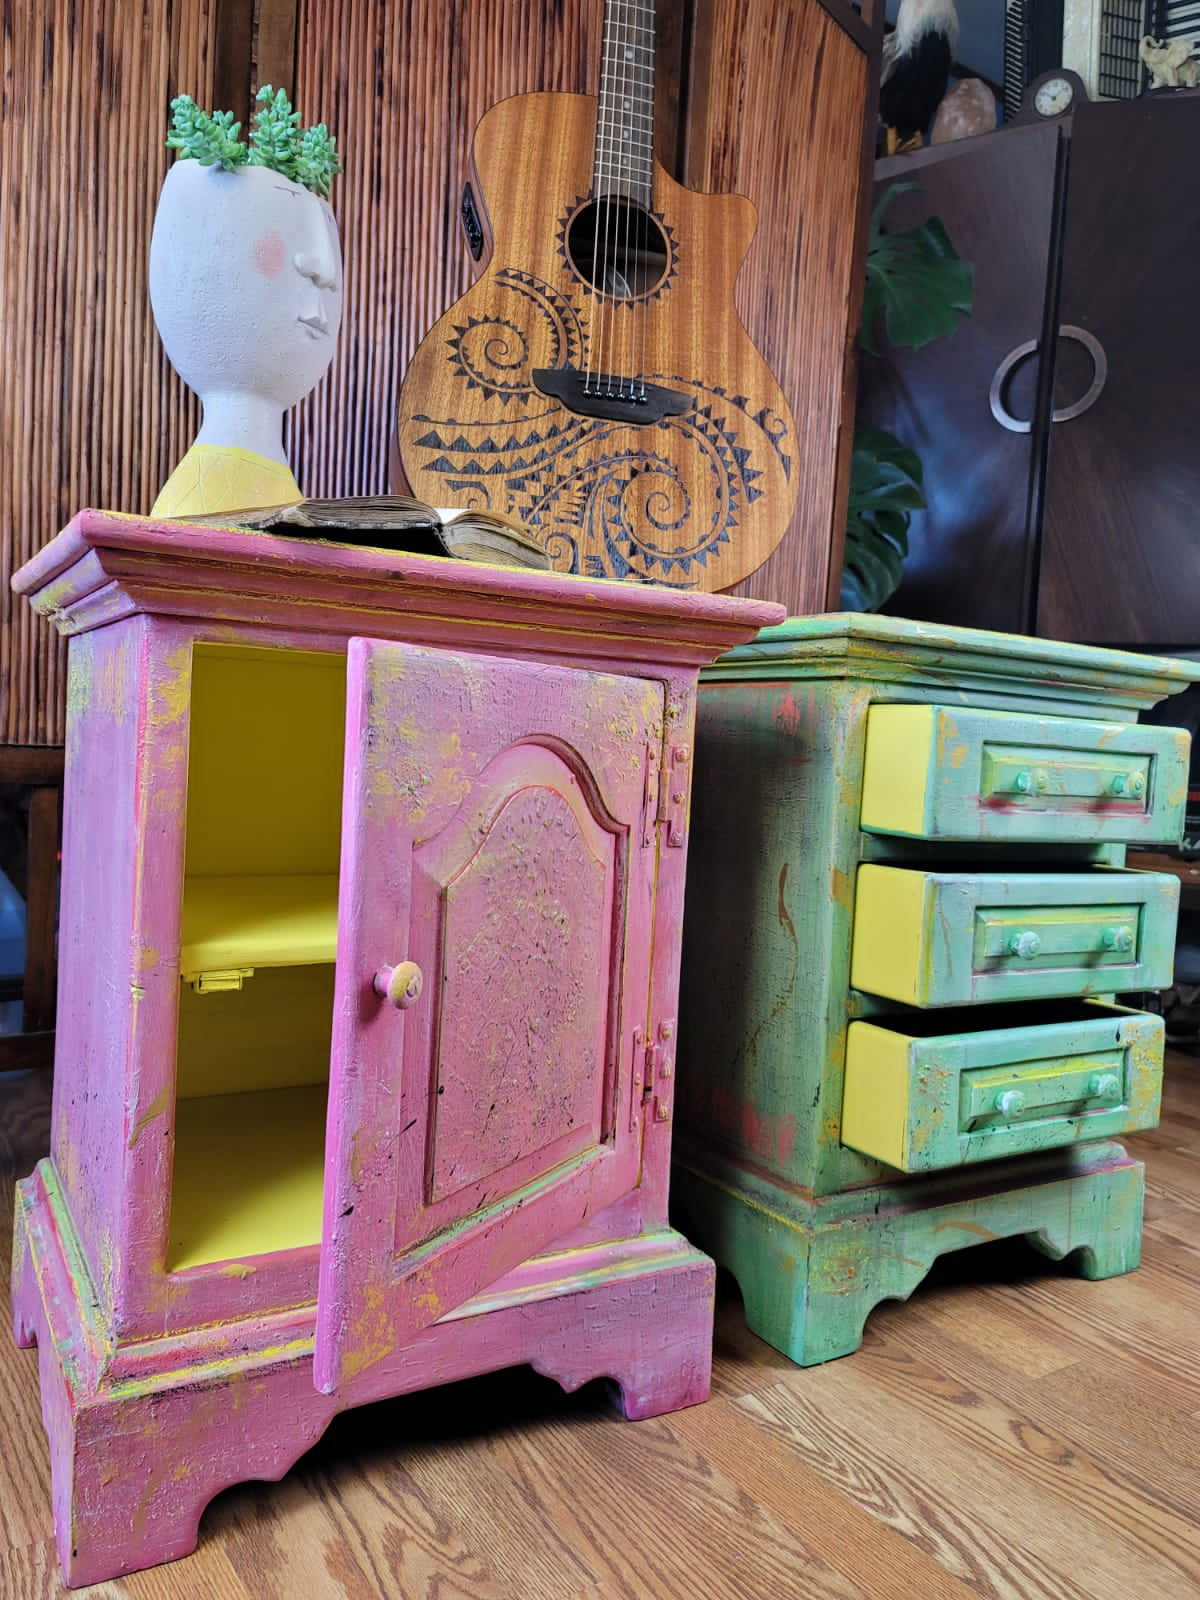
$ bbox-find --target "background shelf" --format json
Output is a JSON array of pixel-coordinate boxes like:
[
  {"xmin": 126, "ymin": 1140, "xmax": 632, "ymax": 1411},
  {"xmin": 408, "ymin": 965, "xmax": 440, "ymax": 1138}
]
[
  {"xmin": 169, "ymin": 1082, "xmax": 329, "ymax": 1270},
  {"xmin": 180, "ymin": 874, "xmax": 339, "ymax": 980}
]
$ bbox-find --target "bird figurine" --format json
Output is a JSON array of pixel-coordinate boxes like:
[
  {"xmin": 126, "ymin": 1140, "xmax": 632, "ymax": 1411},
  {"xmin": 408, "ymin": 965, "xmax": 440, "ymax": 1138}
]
[{"xmin": 879, "ymin": 0, "xmax": 960, "ymax": 155}]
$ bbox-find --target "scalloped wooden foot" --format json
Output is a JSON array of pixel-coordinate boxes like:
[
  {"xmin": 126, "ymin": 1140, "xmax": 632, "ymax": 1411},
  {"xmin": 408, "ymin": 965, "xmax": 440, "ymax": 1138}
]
[
  {"xmin": 675, "ymin": 1150, "xmax": 1147, "ymax": 1367},
  {"xmin": 11, "ymin": 1196, "xmax": 38, "ymax": 1349},
  {"xmin": 1027, "ymin": 1157, "xmax": 1144, "ymax": 1279},
  {"xmin": 524, "ymin": 1252, "xmax": 715, "ymax": 1419},
  {"xmin": 53, "ymin": 1368, "xmax": 335, "ymax": 1588},
  {"xmin": 15, "ymin": 1173, "xmax": 715, "ymax": 1587},
  {"xmin": 599, "ymin": 1264, "xmax": 714, "ymax": 1420}
]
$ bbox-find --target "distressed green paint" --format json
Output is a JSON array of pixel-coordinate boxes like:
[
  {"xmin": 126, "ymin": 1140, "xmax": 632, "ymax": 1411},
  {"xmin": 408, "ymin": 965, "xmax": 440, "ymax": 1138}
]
[
  {"xmin": 861, "ymin": 703, "xmax": 1189, "ymax": 844},
  {"xmin": 673, "ymin": 1142, "xmax": 1147, "ymax": 1366},
  {"xmin": 675, "ymin": 613, "xmax": 1199, "ymax": 1364},
  {"xmin": 852, "ymin": 864, "xmax": 1180, "ymax": 1007},
  {"xmin": 842, "ymin": 1003, "xmax": 1163, "ymax": 1172}
]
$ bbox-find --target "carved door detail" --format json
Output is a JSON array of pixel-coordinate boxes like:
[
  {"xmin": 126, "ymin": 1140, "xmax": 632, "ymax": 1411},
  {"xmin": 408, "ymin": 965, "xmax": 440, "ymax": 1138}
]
[{"xmin": 315, "ymin": 637, "xmax": 662, "ymax": 1396}]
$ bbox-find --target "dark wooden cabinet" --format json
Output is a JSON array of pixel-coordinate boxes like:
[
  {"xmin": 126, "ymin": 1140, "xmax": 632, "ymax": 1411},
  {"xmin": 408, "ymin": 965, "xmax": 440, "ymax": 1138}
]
[{"xmin": 858, "ymin": 91, "xmax": 1200, "ymax": 649}]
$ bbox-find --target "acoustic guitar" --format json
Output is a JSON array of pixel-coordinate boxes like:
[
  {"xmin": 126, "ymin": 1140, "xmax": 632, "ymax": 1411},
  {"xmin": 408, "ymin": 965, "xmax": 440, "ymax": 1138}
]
[{"xmin": 394, "ymin": 0, "xmax": 798, "ymax": 590}]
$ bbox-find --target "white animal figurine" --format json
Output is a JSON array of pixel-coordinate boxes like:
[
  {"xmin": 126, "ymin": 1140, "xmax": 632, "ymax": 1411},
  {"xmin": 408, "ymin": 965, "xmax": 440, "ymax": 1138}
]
[{"xmin": 1139, "ymin": 35, "xmax": 1200, "ymax": 90}]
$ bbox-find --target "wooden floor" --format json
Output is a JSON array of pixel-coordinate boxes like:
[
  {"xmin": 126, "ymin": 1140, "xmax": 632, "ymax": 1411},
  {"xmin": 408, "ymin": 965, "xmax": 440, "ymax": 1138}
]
[{"xmin": 0, "ymin": 1057, "xmax": 1196, "ymax": 1600}]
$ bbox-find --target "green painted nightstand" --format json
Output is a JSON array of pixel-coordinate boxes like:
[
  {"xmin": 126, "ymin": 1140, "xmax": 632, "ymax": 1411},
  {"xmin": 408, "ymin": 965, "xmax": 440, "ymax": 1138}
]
[{"xmin": 673, "ymin": 615, "xmax": 1199, "ymax": 1366}]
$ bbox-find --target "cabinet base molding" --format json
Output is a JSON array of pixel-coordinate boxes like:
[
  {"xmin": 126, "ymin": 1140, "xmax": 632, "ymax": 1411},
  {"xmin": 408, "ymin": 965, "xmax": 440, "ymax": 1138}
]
[
  {"xmin": 671, "ymin": 1139, "xmax": 1143, "ymax": 1368},
  {"xmin": 13, "ymin": 1165, "xmax": 714, "ymax": 1588}
]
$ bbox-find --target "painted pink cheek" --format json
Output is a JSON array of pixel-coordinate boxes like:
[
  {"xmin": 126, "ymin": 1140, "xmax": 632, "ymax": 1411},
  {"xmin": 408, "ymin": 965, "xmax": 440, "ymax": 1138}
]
[{"xmin": 253, "ymin": 231, "xmax": 288, "ymax": 278}]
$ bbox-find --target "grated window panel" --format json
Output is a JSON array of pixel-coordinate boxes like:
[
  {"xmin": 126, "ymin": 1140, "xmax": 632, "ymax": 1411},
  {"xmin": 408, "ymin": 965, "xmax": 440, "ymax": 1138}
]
[
  {"xmin": 1099, "ymin": 0, "xmax": 1151, "ymax": 95},
  {"xmin": 1163, "ymin": 0, "xmax": 1200, "ymax": 44},
  {"xmin": 1004, "ymin": 0, "xmax": 1029, "ymax": 119}
]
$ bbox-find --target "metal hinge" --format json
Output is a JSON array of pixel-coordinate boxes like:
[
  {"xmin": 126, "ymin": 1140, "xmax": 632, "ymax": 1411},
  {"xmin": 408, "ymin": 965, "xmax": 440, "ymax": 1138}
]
[
  {"xmin": 188, "ymin": 967, "xmax": 255, "ymax": 994},
  {"xmin": 631, "ymin": 1018, "xmax": 676, "ymax": 1129},
  {"xmin": 641, "ymin": 740, "xmax": 661, "ymax": 847},
  {"xmin": 659, "ymin": 742, "xmax": 690, "ymax": 847},
  {"xmin": 642, "ymin": 740, "xmax": 690, "ymax": 847}
]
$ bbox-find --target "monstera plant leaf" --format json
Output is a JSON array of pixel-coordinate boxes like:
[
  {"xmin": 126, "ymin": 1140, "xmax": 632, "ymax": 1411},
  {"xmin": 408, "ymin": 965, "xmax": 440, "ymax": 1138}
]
[
  {"xmin": 840, "ymin": 425, "xmax": 926, "ymax": 613},
  {"xmin": 841, "ymin": 182, "xmax": 974, "ymax": 611},
  {"xmin": 860, "ymin": 184, "xmax": 975, "ymax": 356}
]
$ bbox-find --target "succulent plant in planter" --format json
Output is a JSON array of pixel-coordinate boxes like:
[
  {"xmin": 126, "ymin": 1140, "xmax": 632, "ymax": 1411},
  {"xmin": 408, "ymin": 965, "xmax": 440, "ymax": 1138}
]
[
  {"xmin": 840, "ymin": 184, "xmax": 974, "ymax": 612},
  {"xmin": 150, "ymin": 87, "xmax": 344, "ymax": 520}
]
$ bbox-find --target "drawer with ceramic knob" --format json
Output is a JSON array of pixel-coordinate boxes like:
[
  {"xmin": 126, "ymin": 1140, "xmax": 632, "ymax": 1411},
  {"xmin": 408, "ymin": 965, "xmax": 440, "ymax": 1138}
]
[
  {"xmin": 859, "ymin": 704, "xmax": 1189, "ymax": 846},
  {"xmin": 850, "ymin": 864, "xmax": 1180, "ymax": 1007},
  {"xmin": 840, "ymin": 1000, "xmax": 1163, "ymax": 1173}
]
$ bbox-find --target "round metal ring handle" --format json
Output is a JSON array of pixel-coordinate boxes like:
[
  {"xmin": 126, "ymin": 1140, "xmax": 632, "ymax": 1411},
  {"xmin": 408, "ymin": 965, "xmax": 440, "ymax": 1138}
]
[{"xmin": 988, "ymin": 325, "xmax": 1109, "ymax": 435}]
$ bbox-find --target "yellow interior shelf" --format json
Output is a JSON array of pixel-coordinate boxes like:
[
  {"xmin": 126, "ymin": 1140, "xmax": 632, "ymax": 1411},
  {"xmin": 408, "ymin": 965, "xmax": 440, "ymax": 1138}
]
[
  {"xmin": 180, "ymin": 874, "xmax": 339, "ymax": 980},
  {"xmin": 169, "ymin": 1083, "xmax": 329, "ymax": 1270}
]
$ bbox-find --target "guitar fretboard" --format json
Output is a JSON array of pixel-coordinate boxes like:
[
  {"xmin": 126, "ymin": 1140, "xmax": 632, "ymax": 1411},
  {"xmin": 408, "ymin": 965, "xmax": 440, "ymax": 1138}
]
[{"xmin": 593, "ymin": 0, "xmax": 655, "ymax": 208}]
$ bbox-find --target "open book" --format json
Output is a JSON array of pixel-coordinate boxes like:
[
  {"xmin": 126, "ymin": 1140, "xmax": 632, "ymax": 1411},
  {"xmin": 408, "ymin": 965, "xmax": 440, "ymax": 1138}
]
[{"xmin": 184, "ymin": 495, "xmax": 550, "ymax": 571}]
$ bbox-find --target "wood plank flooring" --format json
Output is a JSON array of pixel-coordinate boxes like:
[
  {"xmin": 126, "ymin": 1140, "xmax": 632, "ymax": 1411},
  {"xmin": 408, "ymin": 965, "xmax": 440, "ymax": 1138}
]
[{"xmin": 0, "ymin": 1055, "xmax": 1195, "ymax": 1599}]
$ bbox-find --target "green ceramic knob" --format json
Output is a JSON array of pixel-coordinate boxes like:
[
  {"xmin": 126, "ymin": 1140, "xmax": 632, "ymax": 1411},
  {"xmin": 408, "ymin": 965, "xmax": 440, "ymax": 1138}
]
[
  {"xmin": 1110, "ymin": 771, "xmax": 1145, "ymax": 799},
  {"xmin": 996, "ymin": 1088, "xmax": 1026, "ymax": 1118},
  {"xmin": 1007, "ymin": 930, "xmax": 1042, "ymax": 960},
  {"xmin": 1101, "ymin": 926, "xmax": 1135, "ymax": 953},
  {"xmin": 1087, "ymin": 1071, "xmax": 1120, "ymax": 1099}
]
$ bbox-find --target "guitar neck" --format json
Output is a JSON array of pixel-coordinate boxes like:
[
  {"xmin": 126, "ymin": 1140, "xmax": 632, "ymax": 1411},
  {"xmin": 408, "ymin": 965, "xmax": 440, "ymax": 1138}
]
[{"xmin": 593, "ymin": 0, "xmax": 656, "ymax": 208}]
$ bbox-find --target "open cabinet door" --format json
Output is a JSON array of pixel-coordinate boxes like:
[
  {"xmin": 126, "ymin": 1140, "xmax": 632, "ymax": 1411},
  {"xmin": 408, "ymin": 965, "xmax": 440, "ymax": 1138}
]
[{"xmin": 314, "ymin": 637, "xmax": 662, "ymax": 1397}]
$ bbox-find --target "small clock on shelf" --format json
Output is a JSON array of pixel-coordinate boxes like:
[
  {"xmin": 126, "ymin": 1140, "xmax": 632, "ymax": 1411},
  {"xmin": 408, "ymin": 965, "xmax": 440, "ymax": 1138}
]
[{"xmin": 1014, "ymin": 69, "xmax": 1089, "ymax": 125}]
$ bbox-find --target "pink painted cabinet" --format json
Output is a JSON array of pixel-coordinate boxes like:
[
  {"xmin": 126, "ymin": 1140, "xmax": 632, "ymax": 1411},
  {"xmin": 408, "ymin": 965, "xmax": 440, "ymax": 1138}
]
[{"xmin": 10, "ymin": 511, "xmax": 782, "ymax": 1586}]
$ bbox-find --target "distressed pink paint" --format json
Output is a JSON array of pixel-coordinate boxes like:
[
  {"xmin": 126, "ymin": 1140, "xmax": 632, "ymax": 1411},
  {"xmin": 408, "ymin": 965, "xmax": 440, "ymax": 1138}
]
[{"xmin": 10, "ymin": 511, "xmax": 782, "ymax": 1586}]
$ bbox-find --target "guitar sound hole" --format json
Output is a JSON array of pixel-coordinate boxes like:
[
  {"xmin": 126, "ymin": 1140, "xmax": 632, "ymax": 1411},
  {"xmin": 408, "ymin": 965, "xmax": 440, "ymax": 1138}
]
[{"xmin": 567, "ymin": 200, "xmax": 669, "ymax": 299}]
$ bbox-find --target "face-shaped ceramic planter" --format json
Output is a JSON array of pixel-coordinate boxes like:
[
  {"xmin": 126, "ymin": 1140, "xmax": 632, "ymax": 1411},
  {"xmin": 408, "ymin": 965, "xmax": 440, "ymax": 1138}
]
[{"xmin": 149, "ymin": 159, "xmax": 343, "ymax": 518}]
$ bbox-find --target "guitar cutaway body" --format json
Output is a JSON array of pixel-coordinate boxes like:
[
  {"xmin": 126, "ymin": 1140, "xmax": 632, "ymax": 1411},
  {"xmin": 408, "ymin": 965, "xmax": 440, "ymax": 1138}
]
[{"xmin": 396, "ymin": 92, "xmax": 798, "ymax": 590}]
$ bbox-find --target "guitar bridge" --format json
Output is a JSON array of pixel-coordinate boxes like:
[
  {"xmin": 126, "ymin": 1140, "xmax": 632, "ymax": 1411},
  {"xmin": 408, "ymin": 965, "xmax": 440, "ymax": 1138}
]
[{"xmin": 533, "ymin": 366, "xmax": 694, "ymax": 426}]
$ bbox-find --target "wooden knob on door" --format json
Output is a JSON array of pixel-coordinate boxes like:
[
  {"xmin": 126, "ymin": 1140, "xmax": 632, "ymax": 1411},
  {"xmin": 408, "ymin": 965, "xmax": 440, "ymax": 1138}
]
[{"xmin": 374, "ymin": 961, "xmax": 424, "ymax": 1009}]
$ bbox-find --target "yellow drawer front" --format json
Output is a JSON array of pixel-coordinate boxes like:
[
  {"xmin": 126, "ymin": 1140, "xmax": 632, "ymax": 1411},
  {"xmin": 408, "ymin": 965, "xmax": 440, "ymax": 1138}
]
[
  {"xmin": 859, "ymin": 704, "xmax": 1189, "ymax": 845},
  {"xmin": 841, "ymin": 1003, "xmax": 1164, "ymax": 1172},
  {"xmin": 850, "ymin": 864, "xmax": 1179, "ymax": 1007}
]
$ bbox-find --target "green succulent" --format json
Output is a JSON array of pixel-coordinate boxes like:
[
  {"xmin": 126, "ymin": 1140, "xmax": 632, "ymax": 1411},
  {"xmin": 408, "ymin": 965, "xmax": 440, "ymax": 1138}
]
[
  {"xmin": 294, "ymin": 123, "xmax": 343, "ymax": 199},
  {"xmin": 165, "ymin": 95, "xmax": 247, "ymax": 171},
  {"xmin": 248, "ymin": 85, "xmax": 303, "ymax": 179},
  {"xmin": 165, "ymin": 87, "xmax": 341, "ymax": 197}
]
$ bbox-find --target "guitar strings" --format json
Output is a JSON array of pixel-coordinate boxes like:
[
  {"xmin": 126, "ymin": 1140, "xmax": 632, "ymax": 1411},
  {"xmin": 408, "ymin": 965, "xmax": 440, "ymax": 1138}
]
[
  {"xmin": 620, "ymin": 0, "xmax": 649, "ymax": 402},
  {"xmin": 602, "ymin": 0, "xmax": 628, "ymax": 397},
  {"xmin": 618, "ymin": 0, "xmax": 635, "ymax": 398},
  {"xmin": 636, "ymin": 0, "xmax": 651, "ymax": 401},
  {"xmin": 589, "ymin": 2, "xmax": 654, "ymax": 403},
  {"xmin": 587, "ymin": 3, "xmax": 608, "ymax": 396}
]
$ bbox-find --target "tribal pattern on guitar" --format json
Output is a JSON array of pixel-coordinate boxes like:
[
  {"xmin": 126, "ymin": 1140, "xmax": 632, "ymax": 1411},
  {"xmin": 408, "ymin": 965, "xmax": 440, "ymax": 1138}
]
[
  {"xmin": 405, "ymin": 270, "xmax": 792, "ymax": 584},
  {"xmin": 395, "ymin": 0, "xmax": 798, "ymax": 590}
]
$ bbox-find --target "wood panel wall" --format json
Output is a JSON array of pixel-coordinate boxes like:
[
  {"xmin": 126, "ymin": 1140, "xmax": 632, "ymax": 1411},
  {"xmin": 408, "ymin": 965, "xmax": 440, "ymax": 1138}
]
[
  {"xmin": 289, "ymin": 2, "xmax": 608, "ymax": 504},
  {"xmin": 1, "ymin": 0, "xmax": 875, "ymax": 745},
  {"xmin": 687, "ymin": 0, "xmax": 875, "ymax": 609},
  {"xmin": 0, "ymin": 0, "xmax": 227, "ymax": 745}
]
